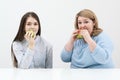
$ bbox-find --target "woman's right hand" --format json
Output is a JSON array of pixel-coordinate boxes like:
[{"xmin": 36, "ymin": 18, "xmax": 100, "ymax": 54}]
[
  {"xmin": 65, "ymin": 29, "xmax": 79, "ymax": 52},
  {"xmin": 24, "ymin": 31, "xmax": 36, "ymax": 50},
  {"xmin": 70, "ymin": 29, "xmax": 79, "ymax": 42}
]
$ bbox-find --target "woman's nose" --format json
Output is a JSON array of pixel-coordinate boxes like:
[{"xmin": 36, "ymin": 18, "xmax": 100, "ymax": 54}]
[
  {"xmin": 31, "ymin": 24, "xmax": 35, "ymax": 28},
  {"xmin": 80, "ymin": 23, "xmax": 86, "ymax": 29}
]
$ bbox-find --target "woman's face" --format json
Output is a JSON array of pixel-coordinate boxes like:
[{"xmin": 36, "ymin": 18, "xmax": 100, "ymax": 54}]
[
  {"xmin": 25, "ymin": 16, "xmax": 39, "ymax": 34},
  {"xmin": 77, "ymin": 16, "xmax": 95, "ymax": 35}
]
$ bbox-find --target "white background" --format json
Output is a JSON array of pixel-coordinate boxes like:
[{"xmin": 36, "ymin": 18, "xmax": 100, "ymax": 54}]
[{"xmin": 0, "ymin": 0, "xmax": 120, "ymax": 68}]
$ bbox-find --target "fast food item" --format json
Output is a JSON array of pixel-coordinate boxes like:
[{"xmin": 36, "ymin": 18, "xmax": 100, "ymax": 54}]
[
  {"xmin": 27, "ymin": 29, "xmax": 35, "ymax": 38},
  {"xmin": 76, "ymin": 30, "xmax": 83, "ymax": 39},
  {"xmin": 76, "ymin": 34, "xmax": 83, "ymax": 39}
]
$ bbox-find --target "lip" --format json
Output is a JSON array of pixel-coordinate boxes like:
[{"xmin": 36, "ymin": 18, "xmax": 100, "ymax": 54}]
[{"xmin": 28, "ymin": 29, "xmax": 35, "ymax": 32}]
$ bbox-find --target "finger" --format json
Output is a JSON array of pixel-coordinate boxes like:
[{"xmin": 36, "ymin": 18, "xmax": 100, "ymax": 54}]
[
  {"xmin": 80, "ymin": 30, "xmax": 84, "ymax": 35},
  {"xmin": 26, "ymin": 31, "xmax": 31, "ymax": 38},
  {"xmin": 73, "ymin": 30, "xmax": 79, "ymax": 34},
  {"xmin": 24, "ymin": 33, "xmax": 29, "ymax": 41},
  {"xmin": 32, "ymin": 32, "xmax": 36, "ymax": 38},
  {"xmin": 72, "ymin": 33, "xmax": 78, "ymax": 39},
  {"xmin": 32, "ymin": 33, "xmax": 35, "ymax": 38},
  {"xmin": 29, "ymin": 31, "xmax": 35, "ymax": 39},
  {"xmin": 29, "ymin": 32, "xmax": 33, "ymax": 38}
]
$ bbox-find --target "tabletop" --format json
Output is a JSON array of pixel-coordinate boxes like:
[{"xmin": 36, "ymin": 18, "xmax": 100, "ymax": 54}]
[{"xmin": 0, "ymin": 68, "xmax": 120, "ymax": 80}]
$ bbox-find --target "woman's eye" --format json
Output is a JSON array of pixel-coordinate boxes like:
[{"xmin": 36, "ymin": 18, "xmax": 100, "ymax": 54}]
[
  {"xmin": 85, "ymin": 21, "xmax": 89, "ymax": 23},
  {"xmin": 26, "ymin": 22, "xmax": 31, "ymax": 26},
  {"xmin": 27, "ymin": 23, "xmax": 31, "ymax": 26},
  {"xmin": 78, "ymin": 22, "xmax": 82, "ymax": 24},
  {"xmin": 34, "ymin": 23, "xmax": 38, "ymax": 25}
]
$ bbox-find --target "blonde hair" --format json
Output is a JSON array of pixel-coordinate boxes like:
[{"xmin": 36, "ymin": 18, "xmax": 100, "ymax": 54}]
[{"xmin": 75, "ymin": 9, "xmax": 103, "ymax": 36}]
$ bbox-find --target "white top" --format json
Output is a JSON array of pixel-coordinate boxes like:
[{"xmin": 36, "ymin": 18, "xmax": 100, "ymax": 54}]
[{"xmin": 12, "ymin": 35, "xmax": 53, "ymax": 69}]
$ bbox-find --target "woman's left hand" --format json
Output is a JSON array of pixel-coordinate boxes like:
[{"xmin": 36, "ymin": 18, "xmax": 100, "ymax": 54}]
[
  {"xmin": 80, "ymin": 29, "xmax": 91, "ymax": 43},
  {"xmin": 80, "ymin": 29, "xmax": 96, "ymax": 52}
]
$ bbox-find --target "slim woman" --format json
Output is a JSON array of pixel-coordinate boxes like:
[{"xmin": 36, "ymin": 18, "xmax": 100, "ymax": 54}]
[{"xmin": 11, "ymin": 12, "xmax": 52, "ymax": 69}]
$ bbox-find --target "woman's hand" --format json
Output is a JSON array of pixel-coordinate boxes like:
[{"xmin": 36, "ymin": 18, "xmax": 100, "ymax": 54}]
[
  {"xmin": 24, "ymin": 31, "xmax": 36, "ymax": 50},
  {"xmin": 80, "ymin": 29, "xmax": 96, "ymax": 52},
  {"xmin": 64, "ymin": 30, "xmax": 79, "ymax": 52},
  {"xmin": 70, "ymin": 29, "xmax": 80, "ymax": 42},
  {"xmin": 80, "ymin": 29, "xmax": 91, "ymax": 42}
]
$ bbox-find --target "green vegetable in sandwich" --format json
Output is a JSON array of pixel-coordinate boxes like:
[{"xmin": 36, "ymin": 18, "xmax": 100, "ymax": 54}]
[{"xmin": 76, "ymin": 34, "xmax": 83, "ymax": 39}]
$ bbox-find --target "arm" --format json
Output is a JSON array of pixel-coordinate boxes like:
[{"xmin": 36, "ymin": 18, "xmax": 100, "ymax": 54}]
[
  {"xmin": 61, "ymin": 48, "xmax": 73, "ymax": 62},
  {"xmin": 61, "ymin": 30, "xmax": 79, "ymax": 62},
  {"xmin": 12, "ymin": 42, "xmax": 34, "ymax": 69},
  {"xmin": 80, "ymin": 29, "xmax": 96, "ymax": 52},
  {"xmin": 90, "ymin": 38, "xmax": 113, "ymax": 64},
  {"xmin": 83, "ymin": 32, "xmax": 113, "ymax": 64},
  {"xmin": 45, "ymin": 46, "xmax": 53, "ymax": 68}
]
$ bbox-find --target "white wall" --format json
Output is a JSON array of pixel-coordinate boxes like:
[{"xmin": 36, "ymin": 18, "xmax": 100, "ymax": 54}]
[{"xmin": 0, "ymin": 0, "xmax": 120, "ymax": 68}]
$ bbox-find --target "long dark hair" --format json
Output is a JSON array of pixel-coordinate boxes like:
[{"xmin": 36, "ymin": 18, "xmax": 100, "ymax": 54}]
[{"xmin": 11, "ymin": 12, "xmax": 41, "ymax": 67}]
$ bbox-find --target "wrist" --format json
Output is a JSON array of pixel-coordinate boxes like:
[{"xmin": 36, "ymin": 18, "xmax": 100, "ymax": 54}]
[{"xmin": 28, "ymin": 44, "xmax": 34, "ymax": 50}]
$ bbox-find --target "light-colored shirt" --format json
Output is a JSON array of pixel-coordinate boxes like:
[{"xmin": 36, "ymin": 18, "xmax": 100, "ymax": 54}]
[
  {"xmin": 12, "ymin": 35, "xmax": 52, "ymax": 69},
  {"xmin": 61, "ymin": 32, "xmax": 114, "ymax": 68}
]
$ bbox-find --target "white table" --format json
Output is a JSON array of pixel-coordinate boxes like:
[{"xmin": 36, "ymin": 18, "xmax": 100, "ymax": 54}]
[{"xmin": 0, "ymin": 68, "xmax": 120, "ymax": 80}]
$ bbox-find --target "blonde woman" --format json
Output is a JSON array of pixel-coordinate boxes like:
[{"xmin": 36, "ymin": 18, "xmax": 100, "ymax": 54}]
[{"xmin": 61, "ymin": 9, "xmax": 114, "ymax": 68}]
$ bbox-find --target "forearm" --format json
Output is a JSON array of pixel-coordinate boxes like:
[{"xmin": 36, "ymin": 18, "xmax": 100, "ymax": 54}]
[
  {"xmin": 90, "ymin": 45, "xmax": 112, "ymax": 64},
  {"xmin": 65, "ymin": 39, "xmax": 74, "ymax": 52},
  {"xmin": 46, "ymin": 48, "xmax": 53, "ymax": 68},
  {"xmin": 87, "ymin": 38, "xmax": 96, "ymax": 52},
  {"xmin": 61, "ymin": 48, "xmax": 72, "ymax": 62}
]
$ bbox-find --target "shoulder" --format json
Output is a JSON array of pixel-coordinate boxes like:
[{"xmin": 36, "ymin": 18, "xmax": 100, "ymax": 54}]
[
  {"xmin": 12, "ymin": 39, "xmax": 28, "ymax": 49},
  {"xmin": 12, "ymin": 41, "xmax": 24, "ymax": 50},
  {"xmin": 12, "ymin": 41, "xmax": 22, "ymax": 47},
  {"xmin": 12, "ymin": 38, "xmax": 27, "ymax": 45},
  {"xmin": 93, "ymin": 31, "xmax": 113, "ymax": 44},
  {"xmin": 94, "ymin": 31, "xmax": 111, "ymax": 40},
  {"xmin": 96, "ymin": 31, "xmax": 108, "ymax": 37}
]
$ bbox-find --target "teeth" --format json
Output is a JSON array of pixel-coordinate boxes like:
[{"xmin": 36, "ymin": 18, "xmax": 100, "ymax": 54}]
[{"xmin": 76, "ymin": 34, "xmax": 83, "ymax": 39}]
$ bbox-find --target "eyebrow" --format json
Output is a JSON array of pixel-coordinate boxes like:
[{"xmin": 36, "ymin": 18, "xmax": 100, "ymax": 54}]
[
  {"xmin": 26, "ymin": 21, "xmax": 38, "ymax": 23},
  {"xmin": 78, "ymin": 19, "xmax": 89, "ymax": 21}
]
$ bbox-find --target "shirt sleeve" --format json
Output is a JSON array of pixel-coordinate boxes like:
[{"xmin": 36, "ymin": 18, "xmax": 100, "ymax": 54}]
[
  {"xmin": 88, "ymin": 33, "xmax": 113, "ymax": 64},
  {"xmin": 45, "ymin": 46, "xmax": 53, "ymax": 68},
  {"xmin": 61, "ymin": 47, "xmax": 73, "ymax": 62},
  {"xmin": 12, "ymin": 42, "xmax": 34, "ymax": 69}
]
